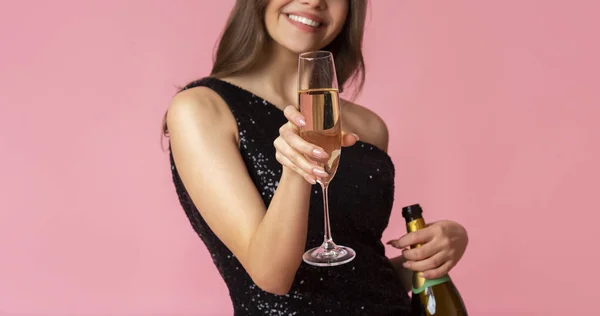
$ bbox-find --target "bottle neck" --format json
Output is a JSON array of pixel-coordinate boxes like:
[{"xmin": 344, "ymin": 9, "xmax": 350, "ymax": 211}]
[
  {"xmin": 405, "ymin": 215, "xmax": 452, "ymax": 290},
  {"xmin": 405, "ymin": 216, "xmax": 426, "ymax": 249}
]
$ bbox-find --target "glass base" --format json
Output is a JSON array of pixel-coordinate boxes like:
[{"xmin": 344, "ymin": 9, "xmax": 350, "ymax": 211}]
[{"xmin": 302, "ymin": 244, "xmax": 356, "ymax": 267}]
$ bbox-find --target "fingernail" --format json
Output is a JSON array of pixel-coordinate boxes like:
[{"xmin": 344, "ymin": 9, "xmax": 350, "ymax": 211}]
[
  {"xmin": 403, "ymin": 261, "xmax": 411, "ymax": 268},
  {"xmin": 422, "ymin": 272, "xmax": 429, "ymax": 279},
  {"xmin": 352, "ymin": 133, "xmax": 360, "ymax": 141},
  {"xmin": 306, "ymin": 176, "xmax": 317, "ymax": 184},
  {"xmin": 313, "ymin": 168, "xmax": 329, "ymax": 177},
  {"xmin": 297, "ymin": 118, "xmax": 306, "ymax": 126},
  {"xmin": 312, "ymin": 149, "xmax": 328, "ymax": 158}
]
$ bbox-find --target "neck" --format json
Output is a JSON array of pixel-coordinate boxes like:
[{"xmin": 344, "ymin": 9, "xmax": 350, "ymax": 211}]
[{"xmin": 243, "ymin": 41, "xmax": 301, "ymax": 107}]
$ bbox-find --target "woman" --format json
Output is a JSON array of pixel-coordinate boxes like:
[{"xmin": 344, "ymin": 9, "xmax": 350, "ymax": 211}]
[{"xmin": 163, "ymin": 0, "xmax": 468, "ymax": 315}]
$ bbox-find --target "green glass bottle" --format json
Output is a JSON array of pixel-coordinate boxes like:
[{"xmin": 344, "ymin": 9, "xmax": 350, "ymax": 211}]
[{"xmin": 402, "ymin": 204, "xmax": 469, "ymax": 316}]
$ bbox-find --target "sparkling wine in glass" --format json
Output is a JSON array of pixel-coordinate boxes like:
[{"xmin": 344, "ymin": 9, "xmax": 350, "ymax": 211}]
[{"xmin": 298, "ymin": 51, "xmax": 356, "ymax": 267}]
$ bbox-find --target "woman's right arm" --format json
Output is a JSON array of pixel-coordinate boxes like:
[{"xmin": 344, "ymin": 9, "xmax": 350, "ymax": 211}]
[{"xmin": 167, "ymin": 88, "xmax": 328, "ymax": 295}]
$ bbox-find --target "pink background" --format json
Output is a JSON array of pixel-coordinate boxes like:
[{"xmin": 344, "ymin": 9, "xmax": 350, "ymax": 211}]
[{"xmin": 1, "ymin": 0, "xmax": 598, "ymax": 315}]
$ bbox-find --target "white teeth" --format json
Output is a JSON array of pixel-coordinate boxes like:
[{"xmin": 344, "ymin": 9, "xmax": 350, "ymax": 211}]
[{"xmin": 287, "ymin": 14, "xmax": 321, "ymax": 28}]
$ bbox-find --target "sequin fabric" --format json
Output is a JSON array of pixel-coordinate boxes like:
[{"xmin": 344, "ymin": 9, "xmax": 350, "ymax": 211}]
[{"xmin": 169, "ymin": 77, "xmax": 412, "ymax": 315}]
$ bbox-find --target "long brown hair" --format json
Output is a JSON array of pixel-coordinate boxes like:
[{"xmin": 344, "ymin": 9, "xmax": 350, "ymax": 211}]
[{"xmin": 162, "ymin": 0, "xmax": 368, "ymax": 136}]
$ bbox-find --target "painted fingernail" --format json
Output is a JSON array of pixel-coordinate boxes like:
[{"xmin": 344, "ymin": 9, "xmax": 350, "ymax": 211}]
[
  {"xmin": 306, "ymin": 176, "xmax": 317, "ymax": 184},
  {"xmin": 312, "ymin": 149, "xmax": 328, "ymax": 158},
  {"xmin": 313, "ymin": 168, "xmax": 329, "ymax": 177},
  {"xmin": 297, "ymin": 118, "xmax": 306, "ymax": 126}
]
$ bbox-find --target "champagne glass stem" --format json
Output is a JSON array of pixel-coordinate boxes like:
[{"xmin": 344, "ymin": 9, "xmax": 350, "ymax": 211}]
[{"xmin": 321, "ymin": 182, "xmax": 335, "ymax": 251}]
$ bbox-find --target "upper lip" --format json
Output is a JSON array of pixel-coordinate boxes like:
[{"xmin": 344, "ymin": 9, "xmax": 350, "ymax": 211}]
[{"xmin": 285, "ymin": 12, "xmax": 325, "ymax": 25}]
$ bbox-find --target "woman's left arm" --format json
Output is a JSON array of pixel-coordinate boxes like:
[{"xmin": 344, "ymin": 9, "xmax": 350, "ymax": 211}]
[{"xmin": 387, "ymin": 220, "xmax": 469, "ymax": 287}]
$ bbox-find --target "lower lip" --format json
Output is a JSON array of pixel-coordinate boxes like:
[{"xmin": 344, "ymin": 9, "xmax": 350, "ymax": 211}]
[{"xmin": 285, "ymin": 14, "xmax": 321, "ymax": 33}]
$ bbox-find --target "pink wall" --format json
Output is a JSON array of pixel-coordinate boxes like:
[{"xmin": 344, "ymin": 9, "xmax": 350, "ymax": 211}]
[{"xmin": 1, "ymin": 0, "xmax": 598, "ymax": 315}]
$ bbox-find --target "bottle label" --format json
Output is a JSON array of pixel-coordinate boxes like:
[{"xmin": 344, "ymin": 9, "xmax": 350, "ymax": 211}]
[
  {"xmin": 412, "ymin": 275, "xmax": 451, "ymax": 294},
  {"xmin": 425, "ymin": 287, "xmax": 437, "ymax": 315}
]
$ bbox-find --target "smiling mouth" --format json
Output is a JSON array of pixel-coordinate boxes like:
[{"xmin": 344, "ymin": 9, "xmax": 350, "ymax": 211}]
[{"xmin": 286, "ymin": 14, "xmax": 322, "ymax": 28}]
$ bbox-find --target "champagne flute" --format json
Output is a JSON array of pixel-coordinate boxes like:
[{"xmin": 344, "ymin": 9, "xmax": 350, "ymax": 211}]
[{"xmin": 298, "ymin": 51, "xmax": 356, "ymax": 267}]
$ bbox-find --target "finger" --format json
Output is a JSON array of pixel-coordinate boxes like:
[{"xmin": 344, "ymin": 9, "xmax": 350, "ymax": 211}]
[
  {"xmin": 388, "ymin": 229, "xmax": 434, "ymax": 249},
  {"xmin": 401, "ymin": 242, "xmax": 440, "ymax": 262},
  {"xmin": 341, "ymin": 131, "xmax": 359, "ymax": 147},
  {"xmin": 403, "ymin": 251, "xmax": 447, "ymax": 273},
  {"xmin": 280, "ymin": 125, "xmax": 329, "ymax": 160},
  {"xmin": 422, "ymin": 260, "xmax": 454, "ymax": 279},
  {"xmin": 274, "ymin": 137, "xmax": 328, "ymax": 178},
  {"xmin": 283, "ymin": 105, "xmax": 306, "ymax": 127},
  {"xmin": 275, "ymin": 151, "xmax": 316, "ymax": 184}
]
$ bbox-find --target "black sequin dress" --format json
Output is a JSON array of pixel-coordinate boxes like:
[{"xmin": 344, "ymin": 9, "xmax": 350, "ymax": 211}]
[{"xmin": 169, "ymin": 77, "xmax": 412, "ymax": 315}]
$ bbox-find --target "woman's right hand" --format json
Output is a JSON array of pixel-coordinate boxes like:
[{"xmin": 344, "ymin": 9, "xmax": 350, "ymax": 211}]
[{"xmin": 273, "ymin": 105, "xmax": 359, "ymax": 184}]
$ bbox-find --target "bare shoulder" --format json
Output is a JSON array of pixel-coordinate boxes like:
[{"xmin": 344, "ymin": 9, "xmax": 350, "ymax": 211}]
[
  {"xmin": 341, "ymin": 99, "xmax": 390, "ymax": 152},
  {"xmin": 166, "ymin": 86, "xmax": 238, "ymax": 142},
  {"xmin": 167, "ymin": 86, "xmax": 229, "ymax": 126}
]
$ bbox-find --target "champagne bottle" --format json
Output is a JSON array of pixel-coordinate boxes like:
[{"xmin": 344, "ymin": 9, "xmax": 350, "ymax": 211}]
[{"xmin": 402, "ymin": 204, "xmax": 469, "ymax": 316}]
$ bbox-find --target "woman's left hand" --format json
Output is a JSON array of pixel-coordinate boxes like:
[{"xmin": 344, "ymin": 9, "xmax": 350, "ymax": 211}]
[{"xmin": 387, "ymin": 220, "xmax": 468, "ymax": 279}]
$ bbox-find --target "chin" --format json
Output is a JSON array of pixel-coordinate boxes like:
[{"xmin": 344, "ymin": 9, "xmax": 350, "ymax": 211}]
[
  {"xmin": 286, "ymin": 45, "xmax": 322, "ymax": 55},
  {"xmin": 275, "ymin": 37, "xmax": 326, "ymax": 54}
]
